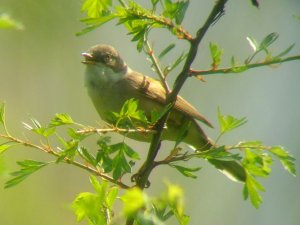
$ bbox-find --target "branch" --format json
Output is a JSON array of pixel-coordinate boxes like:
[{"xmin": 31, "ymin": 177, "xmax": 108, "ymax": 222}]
[
  {"xmin": 190, "ymin": 54, "xmax": 300, "ymax": 76},
  {"xmin": 134, "ymin": 0, "xmax": 228, "ymax": 189},
  {"xmin": 76, "ymin": 126, "xmax": 156, "ymax": 135},
  {"xmin": 138, "ymin": 13, "xmax": 193, "ymax": 41},
  {"xmin": 0, "ymin": 133, "xmax": 129, "ymax": 189},
  {"xmin": 144, "ymin": 41, "xmax": 171, "ymax": 93}
]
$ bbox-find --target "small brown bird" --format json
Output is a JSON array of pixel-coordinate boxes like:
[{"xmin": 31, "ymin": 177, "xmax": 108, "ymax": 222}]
[{"xmin": 82, "ymin": 44, "xmax": 246, "ymax": 182}]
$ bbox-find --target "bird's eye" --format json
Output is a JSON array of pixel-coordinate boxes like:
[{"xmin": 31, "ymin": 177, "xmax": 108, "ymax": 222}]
[{"xmin": 103, "ymin": 54, "xmax": 114, "ymax": 64}]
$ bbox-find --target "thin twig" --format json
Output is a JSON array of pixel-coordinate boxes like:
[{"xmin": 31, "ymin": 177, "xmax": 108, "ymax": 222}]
[
  {"xmin": 76, "ymin": 126, "xmax": 156, "ymax": 135},
  {"xmin": 0, "ymin": 133, "xmax": 130, "ymax": 189},
  {"xmin": 144, "ymin": 41, "xmax": 171, "ymax": 93},
  {"xmin": 190, "ymin": 54, "xmax": 300, "ymax": 76}
]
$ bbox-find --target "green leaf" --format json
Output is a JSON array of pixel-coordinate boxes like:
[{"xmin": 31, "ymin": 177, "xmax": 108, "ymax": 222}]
[
  {"xmin": 81, "ymin": 0, "xmax": 112, "ymax": 18},
  {"xmin": 158, "ymin": 43, "xmax": 175, "ymax": 59},
  {"xmin": 115, "ymin": 98, "xmax": 149, "ymax": 127},
  {"xmin": 72, "ymin": 176, "xmax": 119, "ymax": 224},
  {"xmin": 106, "ymin": 186, "xmax": 119, "ymax": 208},
  {"xmin": 96, "ymin": 138, "xmax": 114, "ymax": 173},
  {"xmin": 122, "ymin": 143, "xmax": 140, "ymax": 160},
  {"xmin": 259, "ymin": 32, "xmax": 279, "ymax": 51},
  {"xmin": 165, "ymin": 52, "xmax": 187, "ymax": 75},
  {"xmin": 89, "ymin": 175, "xmax": 107, "ymax": 197},
  {"xmin": 162, "ymin": 0, "xmax": 189, "ymax": 25},
  {"xmin": 76, "ymin": 14, "xmax": 116, "ymax": 36},
  {"xmin": 56, "ymin": 140, "xmax": 78, "ymax": 163},
  {"xmin": 243, "ymin": 148, "xmax": 272, "ymax": 177},
  {"xmin": 0, "ymin": 103, "xmax": 5, "ymax": 125},
  {"xmin": 246, "ymin": 36, "xmax": 259, "ymax": 52},
  {"xmin": 108, "ymin": 143, "xmax": 138, "ymax": 179},
  {"xmin": 50, "ymin": 113, "xmax": 74, "ymax": 127},
  {"xmin": 170, "ymin": 164, "xmax": 201, "ymax": 179},
  {"xmin": 203, "ymin": 146, "xmax": 242, "ymax": 161},
  {"xmin": 78, "ymin": 147, "xmax": 97, "ymax": 166},
  {"xmin": 71, "ymin": 192, "xmax": 106, "ymax": 224},
  {"xmin": 0, "ymin": 144, "xmax": 10, "ymax": 154},
  {"xmin": 112, "ymin": 150, "xmax": 131, "ymax": 180},
  {"xmin": 243, "ymin": 174, "xmax": 264, "ymax": 208},
  {"xmin": 67, "ymin": 127, "xmax": 89, "ymax": 141},
  {"xmin": 32, "ymin": 126, "xmax": 56, "ymax": 137},
  {"xmin": 166, "ymin": 183, "xmax": 189, "ymax": 225},
  {"xmin": 0, "ymin": 13, "xmax": 23, "ymax": 30},
  {"xmin": 218, "ymin": 108, "xmax": 247, "ymax": 134},
  {"xmin": 5, "ymin": 160, "xmax": 49, "ymax": 188},
  {"xmin": 174, "ymin": 1, "xmax": 189, "ymax": 25},
  {"xmin": 270, "ymin": 146, "xmax": 296, "ymax": 176},
  {"xmin": 209, "ymin": 42, "xmax": 223, "ymax": 68},
  {"xmin": 120, "ymin": 98, "xmax": 138, "ymax": 116},
  {"xmin": 151, "ymin": 0, "xmax": 160, "ymax": 8},
  {"xmin": 274, "ymin": 43, "xmax": 295, "ymax": 59},
  {"xmin": 121, "ymin": 187, "xmax": 145, "ymax": 217}
]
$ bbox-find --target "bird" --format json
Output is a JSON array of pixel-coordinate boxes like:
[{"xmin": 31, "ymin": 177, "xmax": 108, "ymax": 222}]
[{"xmin": 81, "ymin": 44, "xmax": 246, "ymax": 182}]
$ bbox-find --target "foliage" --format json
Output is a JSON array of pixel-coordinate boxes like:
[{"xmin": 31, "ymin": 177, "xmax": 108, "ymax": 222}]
[
  {"xmin": 1, "ymin": 0, "xmax": 299, "ymax": 225},
  {"xmin": 72, "ymin": 177, "xmax": 189, "ymax": 225},
  {"xmin": 0, "ymin": 13, "xmax": 23, "ymax": 30}
]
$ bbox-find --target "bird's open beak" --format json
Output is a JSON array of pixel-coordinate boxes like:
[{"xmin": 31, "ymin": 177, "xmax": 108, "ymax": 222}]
[{"xmin": 81, "ymin": 52, "xmax": 95, "ymax": 64}]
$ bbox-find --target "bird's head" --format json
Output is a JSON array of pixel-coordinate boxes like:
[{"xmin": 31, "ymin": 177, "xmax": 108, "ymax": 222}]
[{"xmin": 82, "ymin": 44, "xmax": 127, "ymax": 73}]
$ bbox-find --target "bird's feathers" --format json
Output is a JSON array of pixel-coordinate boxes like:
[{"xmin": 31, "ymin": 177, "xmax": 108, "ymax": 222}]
[{"xmin": 120, "ymin": 69, "xmax": 213, "ymax": 128}]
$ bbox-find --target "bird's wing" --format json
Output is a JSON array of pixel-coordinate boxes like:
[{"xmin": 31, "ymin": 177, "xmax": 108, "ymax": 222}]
[{"xmin": 120, "ymin": 70, "xmax": 213, "ymax": 128}]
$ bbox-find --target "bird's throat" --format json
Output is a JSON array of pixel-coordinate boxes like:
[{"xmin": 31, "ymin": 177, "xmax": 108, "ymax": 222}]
[{"xmin": 85, "ymin": 63, "xmax": 126, "ymax": 89}]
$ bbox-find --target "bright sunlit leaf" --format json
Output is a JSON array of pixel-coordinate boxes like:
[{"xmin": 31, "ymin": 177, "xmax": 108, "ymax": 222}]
[
  {"xmin": 246, "ymin": 36, "xmax": 259, "ymax": 52},
  {"xmin": 0, "ymin": 13, "xmax": 23, "ymax": 30},
  {"xmin": 121, "ymin": 187, "xmax": 146, "ymax": 216},
  {"xmin": 270, "ymin": 146, "xmax": 296, "ymax": 176},
  {"xmin": 218, "ymin": 108, "xmax": 247, "ymax": 134},
  {"xmin": 81, "ymin": 0, "xmax": 112, "ymax": 18},
  {"xmin": 50, "ymin": 113, "xmax": 74, "ymax": 127},
  {"xmin": 243, "ymin": 174, "xmax": 264, "ymax": 208},
  {"xmin": 0, "ymin": 144, "xmax": 10, "ymax": 154}
]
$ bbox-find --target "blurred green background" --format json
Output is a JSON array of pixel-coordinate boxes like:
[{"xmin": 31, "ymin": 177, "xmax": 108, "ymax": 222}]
[{"xmin": 1, "ymin": 0, "xmax": 300, "ymax": 224}]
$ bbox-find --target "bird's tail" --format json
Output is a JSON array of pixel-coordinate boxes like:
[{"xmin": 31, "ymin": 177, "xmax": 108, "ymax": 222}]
[{"xmin": 188, "ymin": 121, "xmax": 247, "ymax": 182}]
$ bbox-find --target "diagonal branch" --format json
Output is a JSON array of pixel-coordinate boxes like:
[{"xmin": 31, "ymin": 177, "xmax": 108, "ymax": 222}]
[
  {"xmin": 0, "ymin": 133, "xmax": 130, "ymax": 189},
  {"xmin": 134, "ymin": 0, "xmax": 228, "ymax": 189}
]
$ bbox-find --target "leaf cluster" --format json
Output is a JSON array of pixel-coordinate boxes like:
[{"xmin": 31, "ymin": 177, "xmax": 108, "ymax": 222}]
[
  {"xmin": 122, "ymin": 182, "xmax": 189, "ymax": 225},
  {"xmin": 204, "ymin": 33, "xmax": 296, "ymax": 75},
  {"xmin": 0, "ymin": 96, "xmax": 297, "ymax": 212},
  {"xmin": 78, "ymin": 0, "xmax": 192, "ymax": 51},
  {"xmin": 1, "ymin": 0, "xmax": 299, "ymax": 224},
  {"xmin": 72, "ymin": 176, "xmax": 118, "ymax": 225},
  {"xmin": 1, "ymin": 105, "xmax": 141, "ymax": 188}
]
